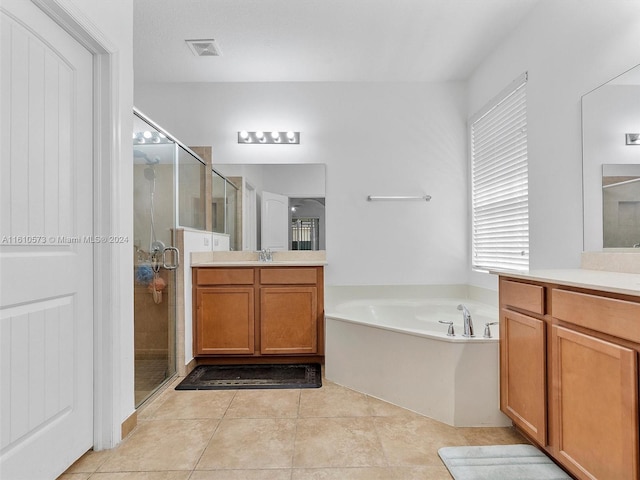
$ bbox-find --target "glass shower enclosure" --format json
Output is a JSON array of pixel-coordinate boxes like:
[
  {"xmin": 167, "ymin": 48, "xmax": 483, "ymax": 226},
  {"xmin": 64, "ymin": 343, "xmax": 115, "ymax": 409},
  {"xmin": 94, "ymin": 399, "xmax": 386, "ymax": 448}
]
[{"xmin": 132, "ymin": 109, "xmax": 206, "ymax": 406}]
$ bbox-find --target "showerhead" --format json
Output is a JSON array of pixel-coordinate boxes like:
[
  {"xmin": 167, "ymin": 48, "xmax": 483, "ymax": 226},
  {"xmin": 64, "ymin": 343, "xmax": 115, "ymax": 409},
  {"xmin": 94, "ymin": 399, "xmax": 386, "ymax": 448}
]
[
  {"xmin": 134, "ymin": 149, "xmax": 148, "ymax": 160},
  {"xmin": 144, "ymin": 166, "xmax": 156, "ymax": 181}
]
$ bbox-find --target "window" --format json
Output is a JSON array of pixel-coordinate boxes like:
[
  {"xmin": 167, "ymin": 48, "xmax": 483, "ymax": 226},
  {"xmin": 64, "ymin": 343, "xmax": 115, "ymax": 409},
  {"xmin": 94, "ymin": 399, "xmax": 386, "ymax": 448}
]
[{"xmin": 470, "ymin": 72, "xmax": 529, "ymax": 272}]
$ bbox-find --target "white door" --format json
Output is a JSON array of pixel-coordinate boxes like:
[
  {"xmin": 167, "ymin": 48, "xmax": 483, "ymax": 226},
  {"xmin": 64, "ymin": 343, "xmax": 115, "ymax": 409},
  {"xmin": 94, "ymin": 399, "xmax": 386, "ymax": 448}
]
[
  {"xmin": 243, "ymin": 181, "xmax": 257, "ymax": 251},
  {"xmin": 0, "ymin": 1, "xmax": 94, "ymax": 479},
  {"xmin": 261, "ymin": 191, "xmax": 289, "ymax": 251}
]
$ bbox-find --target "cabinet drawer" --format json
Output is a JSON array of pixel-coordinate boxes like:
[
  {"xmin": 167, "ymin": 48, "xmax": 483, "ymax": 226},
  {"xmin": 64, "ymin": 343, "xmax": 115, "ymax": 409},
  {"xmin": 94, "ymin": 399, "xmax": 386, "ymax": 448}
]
[
  {"xmin": 552, "ymin": 289, "xmax": 640, "ymax": 343},
  {"xmin": 500, "ymin": 279, "xmax": 545, "ymax": 314},
  {"xmin": 196, "ymin": 268, "xmax": 254, "ymax": 285},
  {"xmin": 260, "ymin": 267, "xmax": 318, "ymax": 285}
]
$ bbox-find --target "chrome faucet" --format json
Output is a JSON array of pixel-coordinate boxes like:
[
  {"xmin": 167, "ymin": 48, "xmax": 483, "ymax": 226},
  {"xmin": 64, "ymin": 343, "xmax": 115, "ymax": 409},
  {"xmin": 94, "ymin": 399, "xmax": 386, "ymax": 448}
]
[
  {"xmin": 457, "ymin": 304, "xmax": 475, "ymax": 337},
  {"xmin": 258, "ymin": 248, "xmax": 273, "ymax": 262}
]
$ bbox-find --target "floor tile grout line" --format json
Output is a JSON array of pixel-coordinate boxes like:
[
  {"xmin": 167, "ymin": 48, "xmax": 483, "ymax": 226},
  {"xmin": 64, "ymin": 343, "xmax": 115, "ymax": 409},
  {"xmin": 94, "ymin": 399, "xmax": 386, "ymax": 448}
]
[
  {"xmin": 289, "ymin": 388, "xmax": 303, "ymax": 478},
  {"xmin": 370, "ymin": 413, "xmax": 392, "ymax": 468},
  {"xmin": 189, "ymin": 388, "xmax": 239, "ymax": 474},
  {"xmin": 364, "ymin": 414, "xmax": 392, "ymax": 470}
]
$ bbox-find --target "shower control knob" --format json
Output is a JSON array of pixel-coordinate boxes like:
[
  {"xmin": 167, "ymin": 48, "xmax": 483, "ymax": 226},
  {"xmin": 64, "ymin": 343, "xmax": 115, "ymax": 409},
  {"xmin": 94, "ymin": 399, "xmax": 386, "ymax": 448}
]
[{"xmin": 151, "ymin": 240, "xmax": 165, "ymax": 253}]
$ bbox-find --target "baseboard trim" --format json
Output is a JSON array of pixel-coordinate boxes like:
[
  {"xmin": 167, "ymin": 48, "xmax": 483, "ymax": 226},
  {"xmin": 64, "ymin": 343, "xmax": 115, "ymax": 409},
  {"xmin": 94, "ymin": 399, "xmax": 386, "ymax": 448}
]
[
  {"xmin": 183, "ymin": 357, "xmax": 197, "ymax": 376},
  {"xmin": 121, "ymin": 410, "xmax": 138, "ymax": 440}
]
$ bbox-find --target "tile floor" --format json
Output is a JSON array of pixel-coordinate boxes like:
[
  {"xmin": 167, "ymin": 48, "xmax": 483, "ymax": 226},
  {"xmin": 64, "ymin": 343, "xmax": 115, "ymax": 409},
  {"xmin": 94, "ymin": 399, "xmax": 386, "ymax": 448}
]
[{"xmin": 59, "ymin": 375, "xmax": 527, "ymax": 480}]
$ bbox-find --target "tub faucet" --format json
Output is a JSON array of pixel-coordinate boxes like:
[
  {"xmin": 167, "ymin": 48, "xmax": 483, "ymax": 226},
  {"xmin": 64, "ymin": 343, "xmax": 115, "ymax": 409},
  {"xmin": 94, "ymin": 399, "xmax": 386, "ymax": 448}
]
[{"xmin": 457, "ymin": 304, "xmax": 475, "ymax": 337}]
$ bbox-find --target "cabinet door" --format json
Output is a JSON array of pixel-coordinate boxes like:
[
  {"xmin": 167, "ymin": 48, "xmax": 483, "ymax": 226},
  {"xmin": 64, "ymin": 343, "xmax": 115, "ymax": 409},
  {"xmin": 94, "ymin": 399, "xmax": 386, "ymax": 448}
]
[
  {"xmin": 500, "ymin": 309, "xmax": 547, "ymax": 445},
  {"xmin": 260, "ymin": 287, "xmax": 317, "ymax": 354},
  {"xmin": 195, "ymin": 287, "xmax": 255, "ymax": 355},
  {"xmin": 552, "ymin": 325, "xmax": 638, "ymax": 480}
]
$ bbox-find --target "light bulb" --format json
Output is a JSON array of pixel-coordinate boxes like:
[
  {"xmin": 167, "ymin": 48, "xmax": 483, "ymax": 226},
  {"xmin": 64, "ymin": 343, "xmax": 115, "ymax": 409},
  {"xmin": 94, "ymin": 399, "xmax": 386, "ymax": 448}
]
[
  {"xmin": 239, "ymin": 130, "xmax": 249, "ymax": 139},
  {"xmin": 271, "ymin": 131, "xmax": 280, "ymax": 141},
  {"xmin": 256, "ymin": 131, "xmax": 264, "ymax": 139},
  {"xmin": 143, "ymin": 131, "xmax": 152, "ymax": 139}
]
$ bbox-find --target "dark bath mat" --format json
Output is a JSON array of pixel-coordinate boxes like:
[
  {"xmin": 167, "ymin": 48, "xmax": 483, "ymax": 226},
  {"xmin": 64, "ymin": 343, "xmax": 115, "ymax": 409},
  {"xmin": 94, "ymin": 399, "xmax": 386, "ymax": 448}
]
[{"xmin": 175, "ymin": 363, "xmax": 322, "ymax": 390}]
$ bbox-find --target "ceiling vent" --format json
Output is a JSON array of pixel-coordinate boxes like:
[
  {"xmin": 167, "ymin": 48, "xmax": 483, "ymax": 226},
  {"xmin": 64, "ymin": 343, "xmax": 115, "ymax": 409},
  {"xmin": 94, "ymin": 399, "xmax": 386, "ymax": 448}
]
[{"xmin": 185, "ymin": 39, "xmax": 222, "ymax": 57}]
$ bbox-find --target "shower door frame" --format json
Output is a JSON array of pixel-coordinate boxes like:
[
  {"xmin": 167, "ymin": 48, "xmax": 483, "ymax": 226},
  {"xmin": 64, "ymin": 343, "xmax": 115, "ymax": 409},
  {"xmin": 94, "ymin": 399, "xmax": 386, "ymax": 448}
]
[{"xmin": 133, "ymin": 109, "xmax": 181, "ymax": 407}]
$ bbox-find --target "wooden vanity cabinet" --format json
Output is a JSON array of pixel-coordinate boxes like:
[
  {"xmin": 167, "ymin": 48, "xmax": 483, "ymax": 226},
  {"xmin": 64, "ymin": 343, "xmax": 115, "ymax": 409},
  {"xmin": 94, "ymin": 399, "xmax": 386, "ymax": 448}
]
[
  {"xmin": 259, "ymin": 268, "xmax": 319, "ymax": 355},
  {"xmin": 193, "ymin": 265, "xmax": 324, "ymax": 360},
  {"xmin": 551, "ymin": 324, "xmax": 637, "ymax": 480},
  {"xmin": 499, "ymin": 279, "xmax": 547, "ymax": 446},
  {"xmin": 499, "ymin": 275, "xmax": 640, "ymax": 480},
  {"xmin": 194, "ymin": 268, "xmax": 255, "ymax": 355},
  {"xmin": 551, "ymin": 289, "xmax": 639, "ymax": 480}
]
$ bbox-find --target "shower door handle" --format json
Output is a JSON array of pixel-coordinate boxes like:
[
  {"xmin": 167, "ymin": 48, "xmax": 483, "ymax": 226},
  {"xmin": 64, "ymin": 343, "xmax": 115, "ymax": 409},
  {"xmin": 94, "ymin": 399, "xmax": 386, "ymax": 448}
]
[{"xmin": 162, "ymin": 246, "xmax": 180, "ymax": 270}]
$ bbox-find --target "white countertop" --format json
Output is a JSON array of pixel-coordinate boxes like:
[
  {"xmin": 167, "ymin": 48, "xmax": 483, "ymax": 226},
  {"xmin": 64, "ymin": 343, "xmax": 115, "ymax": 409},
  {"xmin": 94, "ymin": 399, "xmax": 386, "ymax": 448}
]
[
  {"xmin": 191, "ymin": 260, "xmax": 327, "ymax": 267},
  {"xmin": 493, "ymin": 269, "xmax": 640, "ymax": 297},
  {"xmin": 191, "ymin": 250, "xmax": 327, "ymax": 267}
]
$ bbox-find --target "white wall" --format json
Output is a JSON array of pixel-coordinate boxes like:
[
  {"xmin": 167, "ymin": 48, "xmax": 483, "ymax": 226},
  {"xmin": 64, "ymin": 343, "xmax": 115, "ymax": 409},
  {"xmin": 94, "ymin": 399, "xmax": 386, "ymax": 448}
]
[
  {"xmin": 135, "ymin": 82, "xmax": 469, "ymax": 286},
  {"xmin": 467, "ymin": 0, "xmax": 640, "ymax": 289}
]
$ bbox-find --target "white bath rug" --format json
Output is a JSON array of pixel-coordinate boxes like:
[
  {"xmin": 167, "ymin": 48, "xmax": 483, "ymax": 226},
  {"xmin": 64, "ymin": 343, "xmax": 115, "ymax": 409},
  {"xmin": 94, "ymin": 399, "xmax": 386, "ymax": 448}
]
[{"xmin": 438, "ymin": 444, "xmax": 572, "ymax": 480}]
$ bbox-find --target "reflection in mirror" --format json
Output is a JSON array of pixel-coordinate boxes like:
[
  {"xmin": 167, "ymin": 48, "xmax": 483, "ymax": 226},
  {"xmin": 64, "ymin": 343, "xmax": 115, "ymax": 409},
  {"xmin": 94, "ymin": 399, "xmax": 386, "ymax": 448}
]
[
  {"xmin": 582, "ymin": 64, "xmax": 640, "ymax": 251},
  {"xmin": 210, "ymin": 170, "xmax": 226, "ymax": 234},
  {"xmin": 602, "ymin": 164, "xmax": 640, "ymax": 248},
  {"xmin": 214, "ymin": 164, "xmax": 326, "ymax": 251}
]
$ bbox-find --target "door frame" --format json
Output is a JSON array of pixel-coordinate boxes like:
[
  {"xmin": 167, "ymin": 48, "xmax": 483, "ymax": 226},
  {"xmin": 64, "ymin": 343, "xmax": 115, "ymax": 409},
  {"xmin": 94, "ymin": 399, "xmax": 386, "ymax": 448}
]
[{"xmin": 31, "ymin": 0, "xmax": 124, "ymax": 450}]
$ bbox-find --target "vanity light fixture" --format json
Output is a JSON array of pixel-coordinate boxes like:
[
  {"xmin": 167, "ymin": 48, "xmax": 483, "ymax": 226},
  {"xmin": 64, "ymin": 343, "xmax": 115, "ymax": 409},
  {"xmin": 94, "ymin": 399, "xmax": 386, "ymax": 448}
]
[
  {"xmin": 133, "ymin": 131, "xmax": 173, "ymax": 145},
  {"xmin": 626, "ymin": 133, "xmax": 640, "ymax": 145},
  {"xmin": 238, "ymin": 131, "xmax": 300, "ymax": 144}
]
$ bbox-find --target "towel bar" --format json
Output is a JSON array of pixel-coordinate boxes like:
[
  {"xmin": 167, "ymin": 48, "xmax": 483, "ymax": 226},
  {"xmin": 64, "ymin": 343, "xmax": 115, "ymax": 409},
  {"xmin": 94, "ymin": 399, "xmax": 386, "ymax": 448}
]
[{"xmin": 367, "ymin": 195, "xmax": 431, "ymax": 202}]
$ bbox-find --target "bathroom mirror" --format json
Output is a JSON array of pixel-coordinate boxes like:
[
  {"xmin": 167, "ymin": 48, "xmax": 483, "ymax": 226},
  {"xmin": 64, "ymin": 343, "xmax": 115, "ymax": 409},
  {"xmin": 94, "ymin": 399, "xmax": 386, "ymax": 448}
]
[
  {"xmin": 214, "ymin": 163, "xmax": 326, "ymax": 251},
  {"xmin": 582, "ymin": 63, "xmax": 640, "ymax": 251}
]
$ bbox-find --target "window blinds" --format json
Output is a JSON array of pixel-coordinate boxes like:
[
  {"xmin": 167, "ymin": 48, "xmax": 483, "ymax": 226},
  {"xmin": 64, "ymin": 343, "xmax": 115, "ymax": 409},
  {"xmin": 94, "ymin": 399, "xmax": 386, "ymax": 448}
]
[{"xmin": 470, "ymin": 73, "xmax": 529, "ymax": 272}]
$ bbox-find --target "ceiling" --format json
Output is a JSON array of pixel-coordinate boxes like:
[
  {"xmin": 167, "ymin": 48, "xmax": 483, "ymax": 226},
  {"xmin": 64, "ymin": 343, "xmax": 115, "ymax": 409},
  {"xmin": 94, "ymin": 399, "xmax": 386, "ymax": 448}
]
[{"xmin": 133, "ymin": 0, "xmax": 540, "ymax": 83}]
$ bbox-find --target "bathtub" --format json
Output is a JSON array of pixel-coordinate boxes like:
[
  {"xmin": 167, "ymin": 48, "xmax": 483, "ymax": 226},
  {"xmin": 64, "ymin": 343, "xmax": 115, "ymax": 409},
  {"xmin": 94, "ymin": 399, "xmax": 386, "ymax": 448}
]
[{"xmin": 324, "ymin": 286, "xmax": 511, "ymax": 427}]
